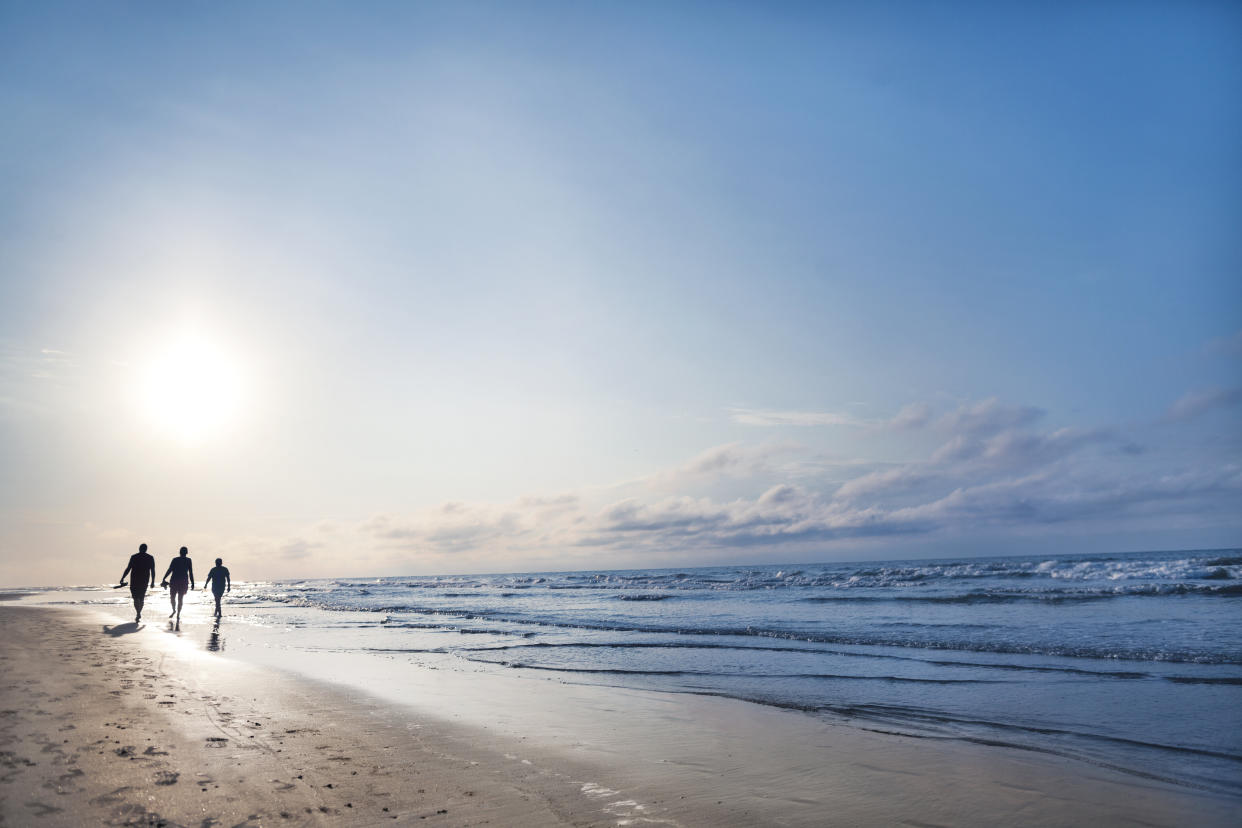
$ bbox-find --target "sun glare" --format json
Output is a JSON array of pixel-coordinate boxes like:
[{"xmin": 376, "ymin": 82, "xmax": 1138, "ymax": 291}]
[{"xmin": 136, "ymin": 334, "xmax": 244, "ymax": 444}]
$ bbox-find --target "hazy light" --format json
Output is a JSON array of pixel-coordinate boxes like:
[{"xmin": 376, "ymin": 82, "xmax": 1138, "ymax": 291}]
[{"xmin": 135, "ymin": 334, "xmax": 244, "ymax": 444}]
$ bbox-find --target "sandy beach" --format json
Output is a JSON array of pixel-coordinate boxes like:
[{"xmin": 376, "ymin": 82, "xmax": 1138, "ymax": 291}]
[
  {"xmin": 0, "ymin": 604, "xmax": 1237, "ymax": 827},
  {"xmin": 3, "ymin": 1, "xmax": 1239, "ymax": 824}
]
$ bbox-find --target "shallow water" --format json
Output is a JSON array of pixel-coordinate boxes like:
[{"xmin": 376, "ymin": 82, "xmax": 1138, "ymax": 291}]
[{"xmin": 47, "ymin": 548, "xmax": 1242, "ymax": 796}]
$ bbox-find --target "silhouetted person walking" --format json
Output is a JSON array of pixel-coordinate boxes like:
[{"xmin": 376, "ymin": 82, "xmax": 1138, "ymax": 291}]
[
  {"xmin": 204, "ymin": 558, "xmax": 231, "ymax": 617},
  {"xmin": 119, "ymin": 542, "xmax": 156, "ymax": 623},
  {"xmin": 161, "ymin": 547, "xmax": 195, "ymax": 621}
]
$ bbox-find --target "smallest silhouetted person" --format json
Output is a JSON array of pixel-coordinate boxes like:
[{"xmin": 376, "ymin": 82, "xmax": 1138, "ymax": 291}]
[
  {"xmin": 120, "ymin": 543, "xmax": 156, "ymax": 623},
  {"xmin": 162, "ymin": 547, "xmax": 194, "ymax": 621},
  {"xmin": 204, "ymin": 558, "xmax": 231, "ymax": 618}
]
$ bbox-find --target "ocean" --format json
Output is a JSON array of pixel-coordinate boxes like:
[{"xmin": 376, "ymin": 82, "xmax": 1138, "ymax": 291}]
[{"xmin": 52, "ymin": 548, "xmax": 1242, "ymax": 797}]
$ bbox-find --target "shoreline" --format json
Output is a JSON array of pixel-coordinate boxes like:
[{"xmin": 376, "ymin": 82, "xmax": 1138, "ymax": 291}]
[
  {"xmin": 1, "ymin": 604, "xmax": 1239, "ymax": 826},
  {"xmin": 0, "ymin": 605, "xmax": 649, "ymax": 827}
]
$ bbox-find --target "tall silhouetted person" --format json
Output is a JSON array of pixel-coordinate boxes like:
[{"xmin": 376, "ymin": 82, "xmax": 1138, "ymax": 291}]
[
  {"xmin": 119, "ymin": 542, "xmax": 156, "ymax": 623},
  {"xmin": 162, "ymin": 547, "xmax": 195, "ymax": 621},
  {"xmin": 204, "ymin": 558, "xmax": 231, "ymax": 617}
]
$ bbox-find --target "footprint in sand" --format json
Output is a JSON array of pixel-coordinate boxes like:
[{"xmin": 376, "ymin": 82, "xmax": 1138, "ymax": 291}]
[
  {"xmin": 111, "ymin": 803, "xmax": 168, "ymax": 825},
  {"xmin": 88, "ymin": 786, "xmax": 131, "ymax": 806},
  {"xmin": 154, "ymin": 770, "xmax": 179, "ymax": 785},
  {"xmin": 24, "ymin": 800, "xmax": 63, "ymax": 817},
  {"xmin": 43, "ymin": 767, "xmax": 85, "ymax": 795}
]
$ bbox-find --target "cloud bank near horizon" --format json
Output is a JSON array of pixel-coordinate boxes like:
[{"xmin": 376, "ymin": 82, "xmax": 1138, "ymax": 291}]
[{"xmin": 142, "ymin": 393, "xmax": 1241, "ymax": 579}]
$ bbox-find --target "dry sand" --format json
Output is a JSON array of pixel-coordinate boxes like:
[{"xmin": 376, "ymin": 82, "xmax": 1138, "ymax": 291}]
[{"xmin": 1, "ymin": 605, "xmax": 1237, "ymax": 827}]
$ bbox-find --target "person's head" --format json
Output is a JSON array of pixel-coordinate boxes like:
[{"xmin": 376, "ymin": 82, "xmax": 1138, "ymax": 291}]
[
  {"xmin": 139, "ymin": 543, "xmax": 147, "ymax": 553},
  {"xmin": 215, "ymin": 558, "xmax": 223, "ymax": 566},
  {"xmin": 179, "ymin": 547, "xmax": 188, "ymax": 557}
]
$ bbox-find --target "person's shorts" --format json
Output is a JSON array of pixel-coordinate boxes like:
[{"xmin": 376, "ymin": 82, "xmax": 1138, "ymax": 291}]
[
  {"xmin": 170, "ymin": 577, "xmax": 189, "ymax": 596},
  {"xmin": 130, "ymin": 583, "xmax": 148, "ymax": 597},
  {"xmin": 211, "ymin": 586, "xmax": 226, "ymax": 597}
]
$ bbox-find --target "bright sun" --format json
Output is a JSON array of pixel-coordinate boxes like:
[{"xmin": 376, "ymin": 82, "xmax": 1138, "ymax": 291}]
[{"xmin": 137, "ymin": 335, "xmax": 244, "ymax": 444}]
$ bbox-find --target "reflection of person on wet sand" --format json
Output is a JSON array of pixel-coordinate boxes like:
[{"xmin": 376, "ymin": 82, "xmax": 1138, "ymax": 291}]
[
  {"xmin": 161, "ymin": 547, "xmax": 195, "ymax": 621},
  {"xmin": 206, "ymin": 618, "xmax": 224, "ymax": 651},
  {"xmin": 204, "ymin": 558, "xmax": 231, "ymax": 617},
  {"xmin": 119, "ymin": 543, "xmax": 156, "ymax": 623}
]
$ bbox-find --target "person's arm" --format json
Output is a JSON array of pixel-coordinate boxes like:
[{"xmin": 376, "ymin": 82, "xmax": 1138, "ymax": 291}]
[
  {"xmin": 189, "ymin": 562, "xmax": 195, "ymax": 590},
  {"xmin": 225, "ymin": 569, "xmax": 231, "ymax": 592},
  {"xmin": 150, "ymin": 563, "xmax": 156, "ymax": 588},
  {"xmin": 120, "ymin": 559, "xmax": 132, "ymax": 585}
]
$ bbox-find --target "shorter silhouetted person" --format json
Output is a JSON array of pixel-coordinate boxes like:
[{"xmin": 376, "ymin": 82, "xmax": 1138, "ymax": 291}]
[
  {"xmin": 119, "ymin": 542, "xmax": 156, "ymax": 622},
  {"xmin": 161, "ymin": 547, "xmax": 194, "ymax": 621},
  {"xmin": 204, "ymin": 558, "xmax": 230, "ymax": 617}
]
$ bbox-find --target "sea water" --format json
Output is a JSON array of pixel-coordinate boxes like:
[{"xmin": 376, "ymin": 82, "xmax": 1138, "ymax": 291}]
[{"xmin": 50, "ymin": 548, "xmax": 1242, "ymax": 796}]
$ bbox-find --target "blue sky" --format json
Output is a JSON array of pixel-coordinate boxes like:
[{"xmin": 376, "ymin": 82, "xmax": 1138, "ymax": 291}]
[{"xmin": 1, "ymin": 1, "xmax": 1239, "ymax": 584}]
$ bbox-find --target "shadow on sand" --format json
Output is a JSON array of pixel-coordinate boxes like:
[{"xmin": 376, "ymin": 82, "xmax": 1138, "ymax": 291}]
[{"xmin": 102, "ymin": 622, "xmax": 143, "ymax": 636}]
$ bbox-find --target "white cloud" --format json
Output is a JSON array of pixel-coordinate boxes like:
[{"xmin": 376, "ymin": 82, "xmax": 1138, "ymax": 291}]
[
  {"xmin": 729, "ymin": 408, "xmax": 863, "ymax": 427},
  {"xmin": 651, "ymin": 441, "xmax": 802, "ymax": 487},
  {"xmin": 893, "ymin": 465, "xmax": 1242, "ymax": 529},
  {"xmin": 978, "ymin": 426, "xmax": 1113, "ymax": 468},
  {"xmin": 205, "ymin": 396, "xmax": 1238, "ymax": 573},
  {"xmin": 1162, "ymin": 386, "xmax": 1242, "ymax": 423},
  {"xmin": 886, "ymin": 402, "xmax": 932, "ymax": 430},
  {"xmin": 362, "ymin": 494, "xmax": 585, "ymax": 556},
  {"xmin": 835, "ymin": 466, "xmax": 937, "ymax": 500},
  {"xmin": 929, "ymin": 434, "xmax": 983, "ymax": 465},
  {"xmin": 935, "ymin": 397, "xmax": 1044, "ymax": 435},
  {"xmin": 836, "ymin": 423, "xmax": 1111, "ymax": 502},
  {"xmin": 347, "ymin": 428, "xmax": 1234, "ymax": 561},
  {"xmin": 729, "ymin": 401, "xmax": 932, "ymax": 431}
]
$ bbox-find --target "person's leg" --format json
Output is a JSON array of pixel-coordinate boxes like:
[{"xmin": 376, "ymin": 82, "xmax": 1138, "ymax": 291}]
[
  {"xmin": 213, "ymin": 593, "xmax": 222, "ymax": 616},
  {"xmin": 169, "ymin": 587, "xmax": 177, "ymax": 615},
  {"xmin": 132, "ymin": 588, "xmax": 145, "ymax": 622}
]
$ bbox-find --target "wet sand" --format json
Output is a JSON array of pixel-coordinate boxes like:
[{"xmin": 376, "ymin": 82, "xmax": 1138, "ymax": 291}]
[{"xmin": 0, "ymin": 605, "xmax": 1237, "ymax": 826}]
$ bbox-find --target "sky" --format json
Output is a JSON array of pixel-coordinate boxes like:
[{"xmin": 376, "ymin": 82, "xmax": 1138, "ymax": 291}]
[{"xmin": 1, "ymin": 1, "xmax": 1239, "ymax": 586}]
